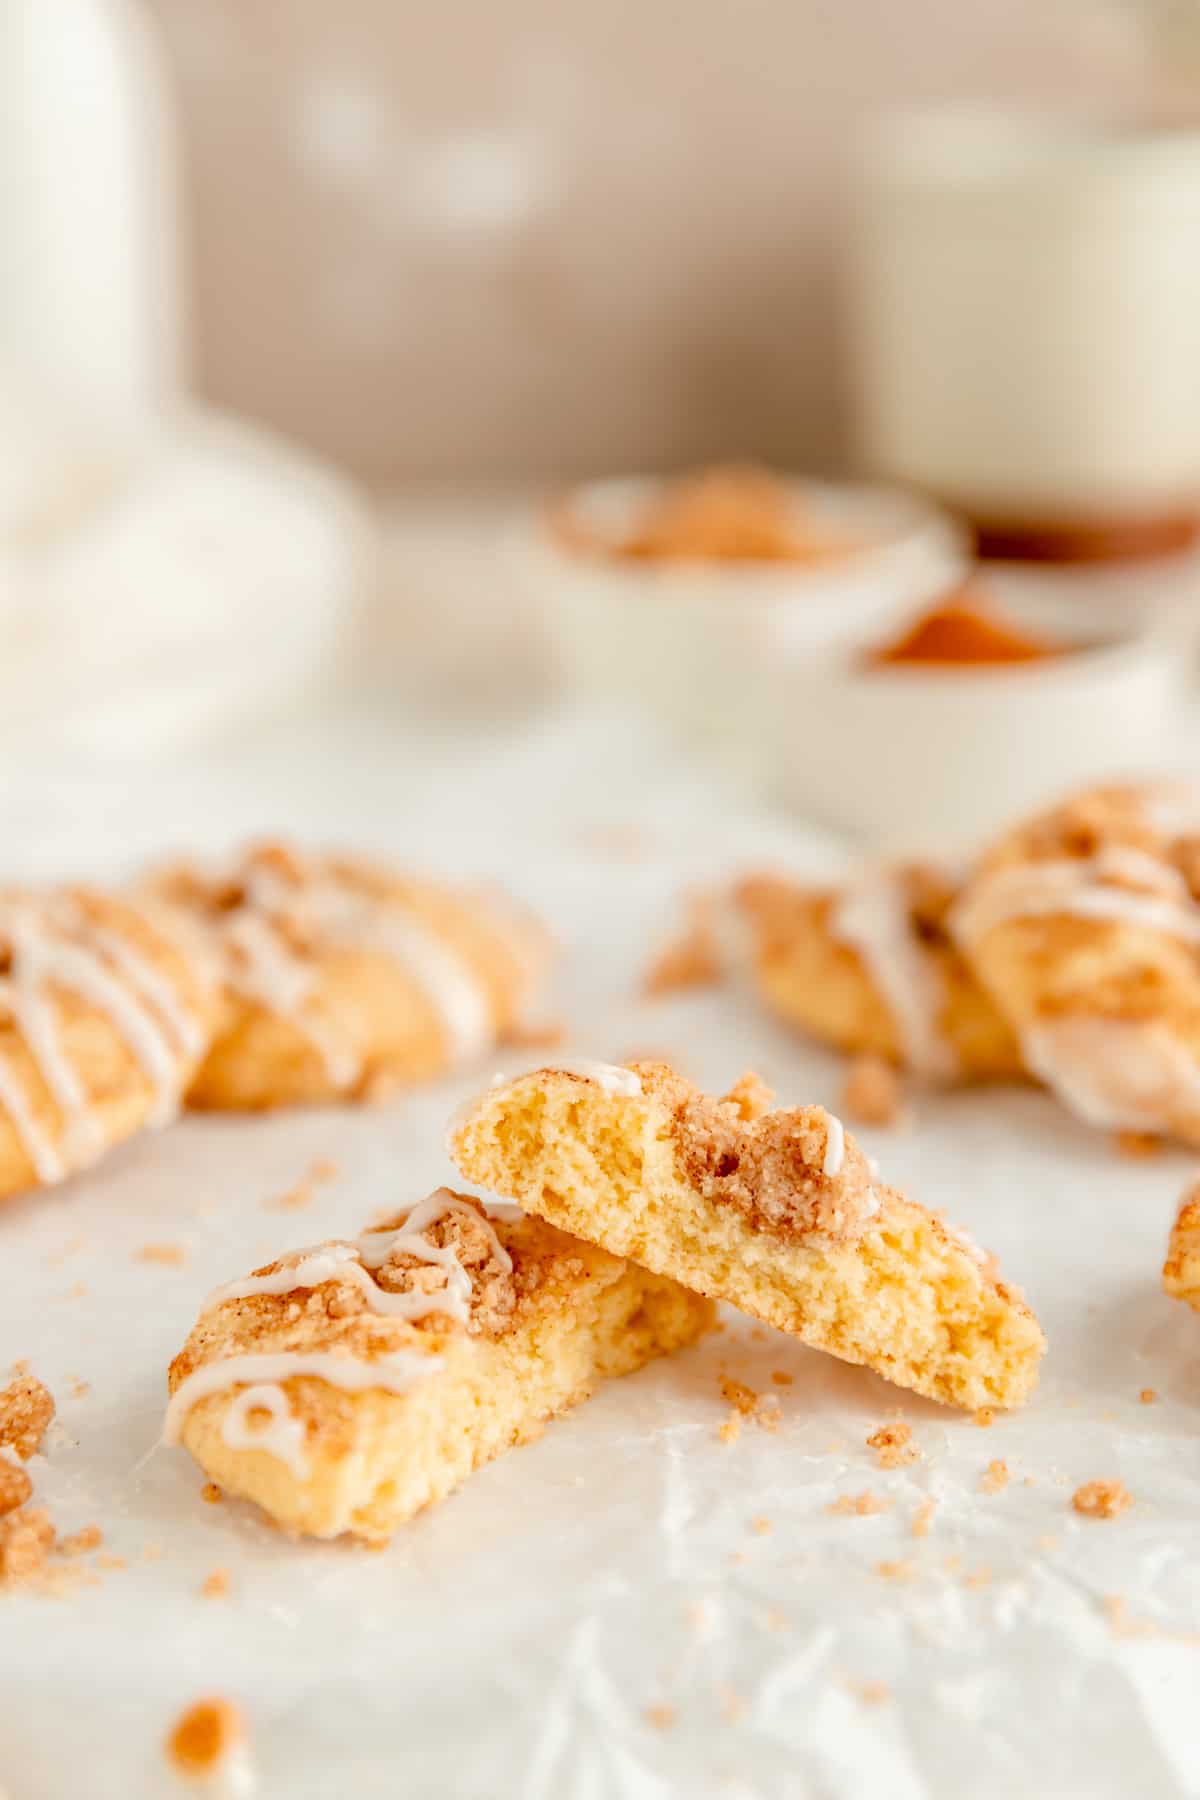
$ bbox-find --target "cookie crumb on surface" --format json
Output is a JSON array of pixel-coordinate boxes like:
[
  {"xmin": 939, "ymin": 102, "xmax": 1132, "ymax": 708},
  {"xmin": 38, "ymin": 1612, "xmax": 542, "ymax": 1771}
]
[
  {"xmin": 867, "ymin": 1422, "xmax": 918, "ymax": 1469},
  {"xmin": 1114, "ymin": 1130, "xmax": 1162, "ymax": 1159},
  {"xmin": 1139, "ymin": 1388, "xmax": 1158, "ymax": 1405},
  {"xmin": 750, "ymin": 1515, "xmax": 772, "ymax": 1536},
  {"xmin": 59, "ymin": 1525, "xmax": 103, "ymax": 1558},
  {"xmin": 69, "ymin": 1377, "xmax": 91, "ymax": 1400},
  {"xmin": 840, "ymin": 1054, "xmax": 904, "ymax": 1128},
  {"xmin": 641, "ymin": 892, "xmax": 725, "ymax": 998},
  {"xmin": 980, "ymin": 1459, "xmax": 1010, "ymax": 1494},
  {"xmin": 717, "ymin": 1684, "xmax": 746, "ymax": 1725},
  {"xmin": 911, "ymin": 1498, "xmax": 937, "ymax": 1538},
  {"xmin": 644, "ymin": 1703, "xmax": 676, "ymax": 1731},
  {"xmin": 718, "ymin": 1413, "xmax": 742, "ymax": 1446},
  {"xmin": 0, "ymin": 1507, "xmax": 55, "ymax": 1585},
  {"xmin": 166, "ymin": 1697, "xmax": 246, "ymax": 1777},
  {"xmin": 973, "ymin": 1408, "xmax": 995, "ymax": 1429},
  {"xmin": 719, "ymin": 1375, "xmax": 757, "ymax": 1414},
  {"xmin": 1072, "ymin": 1479, "xmax": 1132, "ymax": 1520},
  {"xmin": 828, "ymin": 1491, "xmax": 889, "ymax": 1517},
  {"xmin": 876, "ymin": 1559, "xmax": 914, "ymax": 1583},
  {"xmin": 268, "ymin": 1181, "xmax": 313, "ymax": 1212},
  {"xmin": 770, "ymin": 1370, "xmax": 794, "ymax": 1387},
  {"xmin": 844, "ymin": 1677, "xmax": 891, "ymax": 1707},
  {"xmin": 200, "ymin": 1483, "xmax": 223, "ymax": 1505},
  {"xmin": 0, "ymin": 1460, "xmax": 33, "ymax": 1517},
  {"xmin": 135, "ymin": 1242, "xmax": 187, "ymax": 1267},
  {"xmin": 0, "ymin": 1372, "xmax": 55, "ymax": 1460},
  {"xmin": 200, "ymin": 1567, "xmax": 230, "ymax": 1599}
]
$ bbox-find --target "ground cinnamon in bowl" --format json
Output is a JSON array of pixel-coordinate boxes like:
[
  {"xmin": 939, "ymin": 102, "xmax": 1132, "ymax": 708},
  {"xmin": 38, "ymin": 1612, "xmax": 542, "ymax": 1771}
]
[{"xmin": 867, "ymin": 591, "xmax": 1065, "ymax": 667}]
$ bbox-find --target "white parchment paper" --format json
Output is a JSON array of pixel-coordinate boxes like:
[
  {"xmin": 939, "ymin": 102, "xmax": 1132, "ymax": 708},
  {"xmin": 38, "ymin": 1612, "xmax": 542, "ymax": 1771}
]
[{"xmin": 2, "ymin": 707, "xmax": 1199, "ymax": 1800}]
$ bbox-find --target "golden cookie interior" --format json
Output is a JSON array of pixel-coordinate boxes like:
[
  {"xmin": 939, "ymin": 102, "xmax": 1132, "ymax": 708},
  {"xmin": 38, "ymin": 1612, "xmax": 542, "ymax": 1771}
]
[
  {"xmin": 165, "ymin": 1188, "xmax": 713, "ymax": 1540},
  {"xmin": 449, "ymin": 1060, "xmax": 1045, "ymax": 1411}
]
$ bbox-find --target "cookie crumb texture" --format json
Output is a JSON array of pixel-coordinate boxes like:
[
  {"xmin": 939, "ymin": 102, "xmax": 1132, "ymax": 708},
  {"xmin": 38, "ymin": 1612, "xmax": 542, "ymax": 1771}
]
[
  {"xmin": 168, "ymin": 1196, "xmax": 711, "ymax": 1541},
  {"xmin": 449, "ymin": 1061, "xmax": 1045, "ymax": 1411},
  {"xmin": 1073, "ymin": 1479, "xmax": 1132, "ymax": 1520},
  {"xmin": 0, "ymin": 1372, "xmax": 55, "ymax": 1460},
  {"xmin": 167, "ymin": 1697, "xmax": 245, "ymax": 1777},
  {"xmin": 1164, "ymin": 1187, "xmax": 1200, "ymax": 1311},
  {"xmin": 841, "ymin": 1055, "xmax": 906, "ymax": 1128}
]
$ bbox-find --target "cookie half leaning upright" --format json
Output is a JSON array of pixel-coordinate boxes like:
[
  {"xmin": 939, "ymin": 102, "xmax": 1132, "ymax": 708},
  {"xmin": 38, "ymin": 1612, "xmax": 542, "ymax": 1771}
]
[{"xmin": 449, "ymin": 1060, "xmax": 1045, "ymax": 1412}]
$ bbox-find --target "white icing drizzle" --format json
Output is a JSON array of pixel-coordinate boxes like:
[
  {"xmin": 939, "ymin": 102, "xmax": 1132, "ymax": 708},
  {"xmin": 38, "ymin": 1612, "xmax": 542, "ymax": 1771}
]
[
  {"xmin": 168, "ymin": 1189, "xmax": 514, "ymax": 1477},
  {"xmin": 821, "ymin": 1112, "xmax": 845, "ymax": 1178},
  {"xmin": 221, "ymin": 1384, "xmax": 311, "ymax": 1479},
  {"xmin": 1022, "ymin": 1015, "xmax": 1200, "ymax": 1135},
  {"xmin": 535, "ymin": 1058, "xmax": 644, "ymax": 1097},
  {"xmin": 163, "ymin": 1347, "xmax": 439, "ymax": 1451},
  {"xmin": 0, "ymin": 1049, "xmax": 62, "ymax": 1182},
  {"xmin": 831, "ymin": 873, "xmax": 957, "ymax": 1081},
  {"xmin": 1139, "ymin": 782, "xmax": 1200, "ymax": 840},
  {"xmin": 207, "ymin": 855, "xmax": 495, "ymax": 1088},
  {"xmin": 0, "ymin": 896, "xmax": 198, "ymax": 1177},
  {"xmin": 951, "ymin": 853, "xmax": 1200, "ymax": 951},
  {"xmin": 952, "ymin": 845, "xmax": 1200, "ymax": 1136},
  {"xmin": 448, "ymin": 1057, "xmax": 644, "ymax": 1158},
  {"xmin": 206, "ymin": 1189, "xmax": 512, "ymax": 1329},
  {"xmin": 82, "ymin": 918, "xmax": 207, "ymax": 1059},
  {"xmin": 223, "ymin": 911, "xmax": 359, "ymax": 1089}
]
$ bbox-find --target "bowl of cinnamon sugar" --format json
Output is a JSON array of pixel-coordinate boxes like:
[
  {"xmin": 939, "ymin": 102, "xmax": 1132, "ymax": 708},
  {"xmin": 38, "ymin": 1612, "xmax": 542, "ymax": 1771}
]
[
  {"xmin": 773, "ymin": 578, "xmax": 1185, "ymax": 852},
  {"xmin": 528, "ymin": 464, "xmax": 965, "ymax": 764}
]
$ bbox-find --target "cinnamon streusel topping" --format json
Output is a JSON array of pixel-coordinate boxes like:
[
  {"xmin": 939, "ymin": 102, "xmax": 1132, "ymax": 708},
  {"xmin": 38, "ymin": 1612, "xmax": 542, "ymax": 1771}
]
[{"xmin": 632, "ymin": 1063, "xmax": 880, "ymax": 1245}]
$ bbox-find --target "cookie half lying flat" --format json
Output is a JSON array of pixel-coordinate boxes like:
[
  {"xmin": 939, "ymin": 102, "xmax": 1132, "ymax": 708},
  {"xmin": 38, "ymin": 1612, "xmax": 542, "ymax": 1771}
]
[
  {"xmin": 165, "ymin": 1189, "xmax": 712, "ymax": 1540},
  {"xmin": 1164, "ymin": 1184, "xmax": 1200, "ymax": 1311},
  {"xmin": 736, "ymin": 865, "xmax": 1024, "ymax": 1085},
  {"xmin": 953, "ymin": 780, "xmax": 1200, "ymax": 1144},
  {"xmin": 449, "ymin": 1061, "xmax": 1045, "ymax": 1411},
  {"xmin": 146, "ymin": 843, "xmax": 551, "ymax": 1110},
  {"xmin": 0, "ymin": 887, "xmax": 218, "ymax": 1202}
]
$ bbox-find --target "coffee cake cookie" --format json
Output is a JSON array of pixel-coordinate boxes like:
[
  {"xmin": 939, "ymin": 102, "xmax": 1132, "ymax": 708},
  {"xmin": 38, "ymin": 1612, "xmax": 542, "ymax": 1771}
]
[
  {"xmin": 736, "ymin": 865, "xmax": 1023, "ymax": 1083},
  {"xmin": 0, "ymin": 887, "xmax": 218, "ymax": 1201},
  {"xmin": 146, "ymin": 844, "xmax": 551, "ymax": 1109},
  {"xmin": 449, "ymin": 1060, "xmax": 1044, "ymax": 1410},
  {"xmin": 165, "ymin": 1188, "xmax": 712, "ymax": 1539},
  {"xmin": 953, "ymin": 781, "xmax": 1200, "ymax": 1143}
]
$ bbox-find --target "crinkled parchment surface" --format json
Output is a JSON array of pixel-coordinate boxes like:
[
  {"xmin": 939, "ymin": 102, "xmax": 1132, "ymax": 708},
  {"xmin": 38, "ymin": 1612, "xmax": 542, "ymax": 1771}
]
[{"xmin": 1, "ymin": 709, "xmax": 1199, "ymax": 1800}]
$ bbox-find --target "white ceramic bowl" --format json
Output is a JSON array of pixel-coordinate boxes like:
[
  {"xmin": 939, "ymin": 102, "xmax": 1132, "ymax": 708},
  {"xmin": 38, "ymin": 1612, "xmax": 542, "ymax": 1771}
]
[
  {"xmin": 772, "ymin": 588, "xmax": 1188, "ymax": 854},
  {"xmin": 524, "ymin": 475, "xmax": 966, "ymax": 767}
]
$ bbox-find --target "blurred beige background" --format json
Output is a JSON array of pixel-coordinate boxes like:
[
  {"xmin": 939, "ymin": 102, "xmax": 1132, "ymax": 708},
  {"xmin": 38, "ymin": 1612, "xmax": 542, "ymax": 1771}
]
[{"xmin": 151, "ymin": 0, "xmax": 1159, "ymax": 486}]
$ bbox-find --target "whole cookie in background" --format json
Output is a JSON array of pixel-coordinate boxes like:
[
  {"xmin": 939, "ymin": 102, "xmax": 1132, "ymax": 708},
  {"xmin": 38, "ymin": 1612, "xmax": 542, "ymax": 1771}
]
[
  {"xmin": 735, "ymin": 863, "xmax": 1024, "ymax": 1086},
  {"xmin": 146, "ymin": 843, "xmax": 552, "ymax": 1110},
  {"xmin": 0, "ymin": 887, "xmax": 219, "ymax": 1202},
  {"xmin": 952, "ymin": 780, "xmax": 1200, "ymax": 1144}
]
